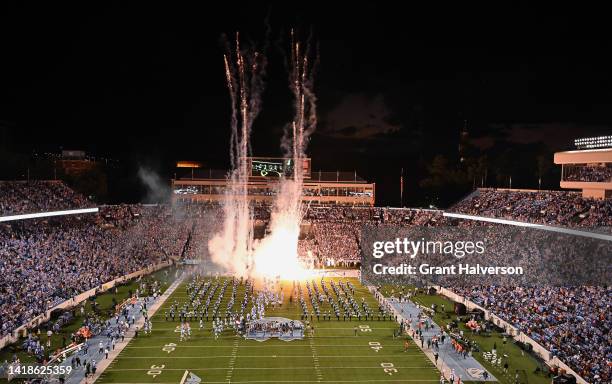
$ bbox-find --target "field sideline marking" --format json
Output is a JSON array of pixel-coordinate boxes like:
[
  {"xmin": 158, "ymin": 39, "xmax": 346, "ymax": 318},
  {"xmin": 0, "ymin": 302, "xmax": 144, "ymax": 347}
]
[{"xmin": 309, "ymin": 332, "xmax": 323, "ymax": 382}]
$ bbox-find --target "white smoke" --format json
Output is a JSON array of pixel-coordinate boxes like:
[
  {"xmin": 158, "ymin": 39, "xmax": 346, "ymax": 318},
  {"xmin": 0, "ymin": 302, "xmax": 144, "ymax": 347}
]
[
  {"xmin": 137, "ymin": 167, "xmax": 171, "ymax": 203},
  {"xmin": 208, "ymin": 30, "xmax": 317, "ymax": 281}
]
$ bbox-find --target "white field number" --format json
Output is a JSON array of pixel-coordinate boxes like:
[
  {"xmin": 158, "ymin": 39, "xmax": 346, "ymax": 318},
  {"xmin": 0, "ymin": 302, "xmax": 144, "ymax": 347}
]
[
  {"xmin": 369, "ymin": 341, "xmax": 383, "ymax": 352},
  {"xmin": 162, "ymin": 343, "xmax": 177, "ymax": 354},
  {"xmin": 359, "ymin": 325, "xmax": 372, "ymax": 332},
  {"xmin": 381, "ymin": 362, "xmax": 397, "ymax": 375},
  {"xmin": 147, "ymin": 364, "xmax": 165, "ymax": 378}
]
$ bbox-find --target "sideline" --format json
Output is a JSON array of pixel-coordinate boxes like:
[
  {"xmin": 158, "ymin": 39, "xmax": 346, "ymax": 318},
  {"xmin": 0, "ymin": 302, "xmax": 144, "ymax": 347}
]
[
  {"xmin": 56, "ymin": 273, "xmax": 185, "ymax": 384},
  {"xmin": 369, "ymin": 287, "xmax": 496, "ymax": 383}
]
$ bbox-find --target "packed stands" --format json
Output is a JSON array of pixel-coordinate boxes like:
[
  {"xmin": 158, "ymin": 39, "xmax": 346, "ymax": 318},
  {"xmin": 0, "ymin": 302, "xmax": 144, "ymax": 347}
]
[
  {"xmin": 0, "ymin": 181, "xmax": 93, "ymax": 216},
  {"xmin": 454, "ymin": 286, "xmax": 611, "ymax": 383},
  {"xmin": 0, "ymin": 204, "xmax": 192, "ymax": 338},
  {"xmin": 450, "ymin": 189, "xmax": 612, "ymax": 228},
  {"xmin": 564, "ymin": 165, "xmax": 612, "ymax": 182}
]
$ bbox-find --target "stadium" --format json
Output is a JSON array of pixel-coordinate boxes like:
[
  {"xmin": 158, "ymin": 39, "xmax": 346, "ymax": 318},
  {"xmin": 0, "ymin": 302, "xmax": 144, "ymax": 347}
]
[
  {"xmin": 1, "ymin": 4, "xmax": 611, "ymax": 384},
  {"xmin": 1, "ymin": 158, "xmax": 611, "ymax": 384}
]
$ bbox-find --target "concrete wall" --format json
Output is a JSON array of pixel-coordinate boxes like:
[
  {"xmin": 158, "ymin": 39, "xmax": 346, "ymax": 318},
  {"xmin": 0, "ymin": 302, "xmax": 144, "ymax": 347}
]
[{"xmin": 554, "ymin": 149, "xmax": 612, "ymax": 165}]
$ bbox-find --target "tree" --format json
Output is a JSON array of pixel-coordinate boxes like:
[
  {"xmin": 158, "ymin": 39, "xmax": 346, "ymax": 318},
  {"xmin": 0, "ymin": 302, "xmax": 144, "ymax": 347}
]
[
  {"xmin": 419, "ymin": 155, "xmax": 472, "ymax": 206},
  {"xmin": 63, "ymin": 166, "xmax": 108, "ymax": 203}
]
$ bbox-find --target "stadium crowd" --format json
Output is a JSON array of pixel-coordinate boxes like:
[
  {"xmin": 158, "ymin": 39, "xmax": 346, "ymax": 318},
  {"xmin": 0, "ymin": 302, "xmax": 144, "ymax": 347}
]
[
  {"xmin": 454, "ymin": 286, "xmax": 611, "ymax": 383},
  {"xmin": 0, "ymin": 181, "xmax": 93, "ymax": 216},
  {"xmin": 0, "ymin": 203, "xmax": 192, "ymax": 338},
  {"xmin": 563, "ymin": 165, "xmax": 612, "ymax": 183},
  {"xmin": 450, "ymin": 189, "xmax": 612, "ymax": 228},
  {"xmin": 300, "ymin": 206, "xmax": 443, "ymax": 266}
]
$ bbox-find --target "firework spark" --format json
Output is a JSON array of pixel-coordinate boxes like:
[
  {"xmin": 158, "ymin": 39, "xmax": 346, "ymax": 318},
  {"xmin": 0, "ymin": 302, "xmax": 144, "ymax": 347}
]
[
  {"xmin": 208, "ymin": 33, "xmax": 266, "ymax": 277},
  {"xmin": 209, "ymin": 29, "xmax": 317, "ymax": 281}
]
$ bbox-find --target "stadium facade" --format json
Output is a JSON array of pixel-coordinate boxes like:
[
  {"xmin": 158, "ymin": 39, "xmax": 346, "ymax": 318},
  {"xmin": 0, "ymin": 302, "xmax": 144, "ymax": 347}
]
[
  {"xmin": 171, "ymin": 157, "xmax": 376, "ymax": 206},
  {"xmin": 554, "ymin": 135, "xmax": 612, "ymax": 199}
]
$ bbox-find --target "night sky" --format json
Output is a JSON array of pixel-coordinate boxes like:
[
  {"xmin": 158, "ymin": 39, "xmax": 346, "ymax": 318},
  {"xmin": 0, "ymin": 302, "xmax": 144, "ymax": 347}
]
[{"xmin": 1, "ymin": 4, "xmax": 611, "ymax": 205}]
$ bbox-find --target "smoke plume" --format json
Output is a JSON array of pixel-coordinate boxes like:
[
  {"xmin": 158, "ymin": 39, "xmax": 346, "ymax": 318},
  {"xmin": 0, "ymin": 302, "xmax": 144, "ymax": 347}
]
[{"xmin": 137, "ymin": 167, "xmax": 171, "ymax": 203}]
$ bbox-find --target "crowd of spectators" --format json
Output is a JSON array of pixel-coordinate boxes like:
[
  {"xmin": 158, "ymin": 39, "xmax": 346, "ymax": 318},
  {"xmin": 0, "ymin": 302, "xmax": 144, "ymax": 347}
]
[
  {"xmin": 563, "ymin": 165, "xmax": 612, "ymax": 183},
  {"xmin": 299, "ymin": 207, "xmax": 443, "ymax": 266},
  {"xmin": 454, "ymin": 286, "xmax": 611, "ymax": 383},
  {"xmin": 0, "ymin": 204, "xmax": 192, "ymax": 338},
  {"xmin": 307, "ymin": 223, "xmax": 360, "ymax": 267},
  {"xmin": 0, "ymin": 181, "xmax": 93, "ymax": 216},
  {"xmin": 450, "ymin": 189, "xmax": 612, "ymax": 228}
]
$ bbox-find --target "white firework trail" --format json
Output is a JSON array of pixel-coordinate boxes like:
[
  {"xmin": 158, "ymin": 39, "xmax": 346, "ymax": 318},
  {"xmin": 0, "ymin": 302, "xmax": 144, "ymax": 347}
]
[
  {"xmin": 208, "ymin": 33, "xmax": 266, "ymax": 277},
  {"xmin": 209, "ymin": 29, "xmax": 317, "ymax": 281},
  {"xmin": 251, "ymin": 29, "xmax": 318, "ymax": 280}
]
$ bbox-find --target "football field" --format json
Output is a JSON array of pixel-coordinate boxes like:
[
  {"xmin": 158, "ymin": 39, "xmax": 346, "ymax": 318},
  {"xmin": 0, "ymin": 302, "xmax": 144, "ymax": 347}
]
[{"xmin": 97, "ymin": 276, "xmax": 440, "ymax": 383}]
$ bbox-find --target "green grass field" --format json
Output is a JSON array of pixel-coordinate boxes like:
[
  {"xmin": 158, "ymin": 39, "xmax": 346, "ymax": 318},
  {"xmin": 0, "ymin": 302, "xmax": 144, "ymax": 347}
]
[{"xmin": 97, "ymin": 276, "xmax": 441, "ymax": 383}]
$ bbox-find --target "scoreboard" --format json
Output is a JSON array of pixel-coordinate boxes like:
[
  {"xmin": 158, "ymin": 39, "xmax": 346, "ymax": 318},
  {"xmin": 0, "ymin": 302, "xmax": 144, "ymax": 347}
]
[{"xmin": 248, "ymin": 157, "xmax": 311, "ymax": 179}]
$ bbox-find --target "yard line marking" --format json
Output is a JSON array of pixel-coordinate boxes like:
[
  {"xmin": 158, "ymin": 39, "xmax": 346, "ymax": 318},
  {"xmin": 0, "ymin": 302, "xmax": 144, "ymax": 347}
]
[
  {"xmin": 179, "ymin": 369, "xmax": 189, "ymax": 384},
  {"xmin": 225, "ymin": 337, "xmax": 240, "ymax": 382},
  {"xmin": 309, "ymin": 333, "xmax": 324, "ymax": 382}
]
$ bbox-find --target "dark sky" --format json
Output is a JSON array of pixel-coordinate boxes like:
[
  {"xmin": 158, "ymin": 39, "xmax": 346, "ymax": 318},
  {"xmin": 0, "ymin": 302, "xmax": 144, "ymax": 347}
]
[{"xmin": 1, "ymin": 3, "xmax": 611, "ymax": 205}]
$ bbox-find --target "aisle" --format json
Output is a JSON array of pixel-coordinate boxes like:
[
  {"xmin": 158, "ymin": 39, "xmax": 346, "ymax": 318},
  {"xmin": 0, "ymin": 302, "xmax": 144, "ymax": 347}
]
[{"xmin": 388, "ymin": 299, "xmax": 496, "ymax": 382}]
